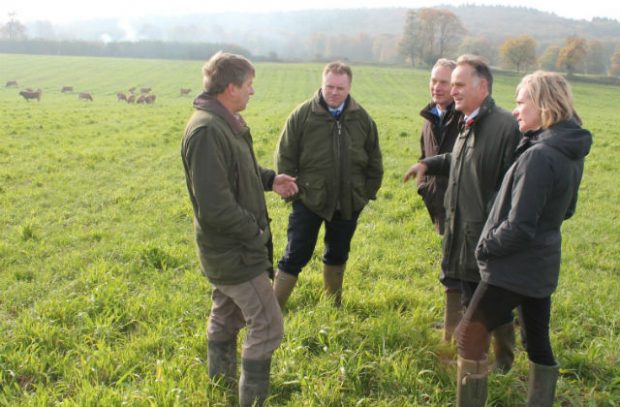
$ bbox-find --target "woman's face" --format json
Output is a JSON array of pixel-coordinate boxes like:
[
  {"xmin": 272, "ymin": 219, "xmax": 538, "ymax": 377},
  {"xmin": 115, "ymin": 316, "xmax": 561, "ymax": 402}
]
[{"xmin": 513, "ymin": 87, "xmax": 542, "ymax": 132}]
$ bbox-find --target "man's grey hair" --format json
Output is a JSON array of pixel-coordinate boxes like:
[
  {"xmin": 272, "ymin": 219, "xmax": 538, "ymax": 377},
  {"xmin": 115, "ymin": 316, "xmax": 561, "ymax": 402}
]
[
  {"xmin": 456, "ymin": 54, "xmax": 493, "ymax": 94},
  {"xmin": 433, "ymin": 58, "xmax": 457, "ymax": 71}
]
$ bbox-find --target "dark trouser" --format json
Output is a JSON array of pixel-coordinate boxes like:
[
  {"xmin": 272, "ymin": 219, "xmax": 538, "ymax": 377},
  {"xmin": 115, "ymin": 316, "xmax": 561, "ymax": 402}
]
[
  {"xmin": 456, "ymin": 281, "xmax": 555, "ymax": 366},
  {"xmin": 277, "ymin": 200, "xmax": 360, "ymax": 276}
]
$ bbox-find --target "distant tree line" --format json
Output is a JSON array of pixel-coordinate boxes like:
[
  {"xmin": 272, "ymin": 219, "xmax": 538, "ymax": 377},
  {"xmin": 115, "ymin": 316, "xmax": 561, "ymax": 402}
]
[
  {"xmin": 0, "ymin": 39, "xmax": 250, "ymax": 61},
  {"xmin": 398, "ymin": 8, "xmax": 620, "ymax": 79}
]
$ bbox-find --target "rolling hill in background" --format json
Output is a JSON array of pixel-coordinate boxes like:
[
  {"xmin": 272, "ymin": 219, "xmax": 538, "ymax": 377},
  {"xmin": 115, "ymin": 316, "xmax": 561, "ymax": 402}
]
[{"xmin": 22, "ymin": 5, "xmax": 620, "ymax": 60}]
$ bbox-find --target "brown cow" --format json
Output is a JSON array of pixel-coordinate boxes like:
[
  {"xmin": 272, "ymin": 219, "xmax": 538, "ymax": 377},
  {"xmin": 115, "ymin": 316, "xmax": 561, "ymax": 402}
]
[
  {"xmin": 128, "ymin": 87, "xmax": 136, "ymax": 94},
  {"xmin": 140, "ymin": 87, "xmax": 151, "ymax": 94},
  {"xmin": 61, "ymin": 86, "xmax": 73, "ymax": 93},
  {"xmin": 127, "ymin": 94, "xmax": 136, "ymax": 104},
  {"xmin": 136, "ymin": 95, "xmax": 146, "ymax": 104},
  {"xmin": 117, "ymin": 92, "xmax": 127, "ymax": 102},
  {"xmin": 78, "ymin": 92, "xmax": 93, "ymax": 101},
  {"xmin": 144, "ymin": 94, "xmax": 157, "ymax": 104},
  {"xmin": 19, "ymin": 89, "xmax": 42, "ymax": 101},
  {"xmin": 6, "ymin": 80, "xmax": 18, "ymax": 88},
  {"xmin": 180, "ymin": 88, "xmax": 191, "ymax": 96}
]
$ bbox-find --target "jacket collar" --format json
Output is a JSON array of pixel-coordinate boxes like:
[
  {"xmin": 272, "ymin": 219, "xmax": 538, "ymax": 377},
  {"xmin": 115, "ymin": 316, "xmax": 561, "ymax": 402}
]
[
  {"xmin": 458, "ymin": 96, "xmax": 495, "ymax": 129},
  {"xmin": 193, "ymin": 92, "xmax": 247, "ymax": 134},
  {"xmin": 311, "ymin": 89, "xmax": 360, "ymax": 116},
  {"xmin": 420, "ymin": 101, "xmax": 457, "ymax": 123}
]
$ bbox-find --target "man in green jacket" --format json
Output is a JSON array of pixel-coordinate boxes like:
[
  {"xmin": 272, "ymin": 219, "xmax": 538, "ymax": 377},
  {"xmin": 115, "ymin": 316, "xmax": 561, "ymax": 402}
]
[
  {"xmin": 404, "ymin": 55, "xmax": 521, "ymax": 379},
  {"xmin": 273, "ymin": 61, "xmax": 383, "ymax": 309},
  {"xmin": 181, "ymin": 51, "xmax": 297, "ymax": 406}
]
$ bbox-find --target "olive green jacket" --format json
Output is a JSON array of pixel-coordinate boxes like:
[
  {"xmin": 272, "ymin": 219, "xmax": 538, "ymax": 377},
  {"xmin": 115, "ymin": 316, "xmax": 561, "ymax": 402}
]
[
  {"xmin": 181, "ymin": 94, "xmax": 274, "ymax": 285},
  {"xmin": 423, "ymin": 96, "xmax": 521, "ymax": 282},
  {"xmin": 275, "ymin": 90, "xmax": 383, "ymax": 220}
]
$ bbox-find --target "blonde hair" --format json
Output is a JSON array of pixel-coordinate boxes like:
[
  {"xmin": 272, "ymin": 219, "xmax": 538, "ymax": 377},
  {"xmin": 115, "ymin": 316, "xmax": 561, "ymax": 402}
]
[
  {"xmin": 323, "ymin": 61, "xmax": 353, "ymax": 82},
  {"xmin": 517, "ymin": 71, "xmax": 579, "ymax": 129}
]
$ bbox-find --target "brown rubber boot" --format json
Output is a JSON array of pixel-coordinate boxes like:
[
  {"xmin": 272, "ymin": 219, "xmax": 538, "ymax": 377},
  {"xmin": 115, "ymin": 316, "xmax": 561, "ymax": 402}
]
[
  {"xmin": 273, "ymin": 269, "xmax": 297, "ymax": 310},
  {"xmin": 323, "ymin": 264, "xmax": 345, "ymax": 307},
  {"xmin": 207, "ymin": 338, "xmax": 237, "ymax": 384},
  {"xmin": 239, "ymin": 358, "xmax": 271, "ymax": 407},
  {"xmin": 444, "ymin": 290, "xmax": 464, "ymax": 342},
  {"xmin": 457, "ymin": 356, "xmax": 488, "ymax": 407},
  {"xmin": 491, "ymin": 321, "xmax": 516, "ymax": 373},
  {"xmin": 527, "ymin": 361, "xmax": 559, "ymax": 407}
]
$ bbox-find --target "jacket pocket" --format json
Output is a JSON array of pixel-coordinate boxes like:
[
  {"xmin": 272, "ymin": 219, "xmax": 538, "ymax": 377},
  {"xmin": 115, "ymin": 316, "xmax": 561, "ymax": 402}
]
[
  {"xmin": 299, "ymin": 177, "xmax": 326, "ymax": 211},
  {"xmin": 460, "ymin": 221, "xmax": 484, "ymax": 274}
]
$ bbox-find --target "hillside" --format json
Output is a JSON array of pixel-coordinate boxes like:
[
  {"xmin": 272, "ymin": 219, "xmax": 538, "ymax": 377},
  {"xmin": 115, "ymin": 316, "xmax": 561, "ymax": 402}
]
[{"xmin": 21, "ymin": 6, "xmax": 620, "ymax": 61}]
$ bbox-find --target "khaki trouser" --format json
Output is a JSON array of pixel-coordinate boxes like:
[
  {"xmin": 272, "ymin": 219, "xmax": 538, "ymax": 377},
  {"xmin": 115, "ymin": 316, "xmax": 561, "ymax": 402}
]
[{"xmin": 207, "ymin": 272, "xmax": 284, "ymax": 361}]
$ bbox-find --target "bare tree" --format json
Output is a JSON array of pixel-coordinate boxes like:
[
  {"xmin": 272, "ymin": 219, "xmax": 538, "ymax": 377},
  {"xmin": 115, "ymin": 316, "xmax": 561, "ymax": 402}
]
[
  {"xmin": 0, "ymin": 12, "xmax": 27, "ymax": 40},
  {"xmin": 399, "ymin": 8, "xmax": 466, "ymax": 67}
]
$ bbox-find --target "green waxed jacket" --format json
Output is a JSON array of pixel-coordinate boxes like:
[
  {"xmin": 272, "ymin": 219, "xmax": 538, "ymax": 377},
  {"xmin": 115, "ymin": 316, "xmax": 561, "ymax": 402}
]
[
  {"xmin": 423, "ymin": 96, "xmax": 521, "ymax": 283},
  {"xmin": 181, "ymin": 94, "xmax": 275, "ymax": 285},
  {"xmin": 275, "ymin": 90, "xmax": 383, "ymax": 220}
]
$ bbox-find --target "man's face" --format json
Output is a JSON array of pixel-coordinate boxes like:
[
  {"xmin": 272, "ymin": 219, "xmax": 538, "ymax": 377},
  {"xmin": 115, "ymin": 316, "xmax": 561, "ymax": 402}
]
[
  {"xmin": 321, "ymin": 72, "xmax": 351, "ymax": 108},
  {"xmin": 450, "ymin": 64, "xmax": 488, "ymax": 116},
  {"xmin": 429, "ymin": 65, "xmax": 453, "ymax": 110},
  {"xmin": 230, "ymin": 75, "xmax": 255, "ymax": 113},
  {"xmin": 513, "ymin": 87, "xmax": 542, "ymax": 133}
]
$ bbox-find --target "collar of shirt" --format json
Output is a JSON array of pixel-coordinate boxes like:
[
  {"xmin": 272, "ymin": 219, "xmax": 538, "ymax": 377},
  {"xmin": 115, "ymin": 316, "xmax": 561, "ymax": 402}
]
[{"xmin": 328, "ymin": 103, "xmax": 345, "ymax": 117}]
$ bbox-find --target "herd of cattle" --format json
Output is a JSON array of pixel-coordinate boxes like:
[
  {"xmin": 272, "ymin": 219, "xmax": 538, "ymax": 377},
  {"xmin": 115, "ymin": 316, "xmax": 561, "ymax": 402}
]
[{"xmin": 5, "ymin": 80, "xmax": 193, "ymax": 103}]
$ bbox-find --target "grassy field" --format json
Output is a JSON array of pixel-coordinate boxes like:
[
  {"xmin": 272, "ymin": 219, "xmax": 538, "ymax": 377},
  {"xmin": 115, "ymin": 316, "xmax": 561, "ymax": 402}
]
[{"xmin": 1, "ymin": 53, "xmax": 619, "ymax": 406}]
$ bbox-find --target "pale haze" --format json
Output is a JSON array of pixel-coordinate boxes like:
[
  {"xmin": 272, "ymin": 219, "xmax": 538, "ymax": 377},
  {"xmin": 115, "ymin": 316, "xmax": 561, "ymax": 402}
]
[{"xmin": 2, "ymin": 0, "xmax": 618, "ymax": 23}]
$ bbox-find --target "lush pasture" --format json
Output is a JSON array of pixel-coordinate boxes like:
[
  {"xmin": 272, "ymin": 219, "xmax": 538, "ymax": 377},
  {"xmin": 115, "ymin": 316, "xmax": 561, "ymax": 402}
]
[{"xmin": 1, "ymin": 53, "xmax": 619, "ymax": 406}]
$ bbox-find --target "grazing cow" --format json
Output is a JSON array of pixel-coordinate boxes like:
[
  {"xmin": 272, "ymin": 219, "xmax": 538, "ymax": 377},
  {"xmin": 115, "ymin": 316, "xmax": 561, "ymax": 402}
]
[
  {"xmin": 78, "ymin": 92, "xmax": 93, "ymax": 101},
  {"xmin": 136, "ymin": 95, "xmax": 146, "ymax": 104},
  {"xmin": 19, "ymin": 89, "xmax": 42, "ymax": 101},
  {"xmin": 127, "ymin": 94, "xmax": 136, "ymax": 104},
  {"xmin": 140, "ymin": 87, "xmax": 151, "ymax": 94},
  {"xmin": 117, "ymin": 92, "xmax": 127, "ymax": 102},
  {"xmin": 145, "ymin": 94, "xmax": 157, "ymax": 104},
  {"xmin": 61, "ymin": 86, "xmax": 73, "ymax": 93},
  {"xmin": 6, "ymin": 80, "xmax": 18, "ymax": 88},
  {"xmin": 128, "ymin": 87, "xmax": 136, "ymax": 94},
  {"xmin": 180, "ymin": 88, "xmax": 191, "ymax": 96}
]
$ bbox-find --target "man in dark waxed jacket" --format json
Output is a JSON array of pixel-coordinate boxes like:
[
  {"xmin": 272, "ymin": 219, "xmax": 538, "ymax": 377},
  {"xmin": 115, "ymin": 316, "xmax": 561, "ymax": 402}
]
[
  {"xmin": 272, "ymin": 61, "xmax": 383, "ymax": 309},
  {"xmin": 181, "ymin": 51, "xmax": 297, "ymax": 406},
  {"xmin": 404, "ymin": 55, "xmax": 521, "ymax": 373}
]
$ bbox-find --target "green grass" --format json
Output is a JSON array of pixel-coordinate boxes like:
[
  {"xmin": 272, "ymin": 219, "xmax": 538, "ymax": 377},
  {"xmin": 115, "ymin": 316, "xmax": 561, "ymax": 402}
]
[{"xmin": 1, "ymin": 53, "xmax": 619, "ymax": 406}]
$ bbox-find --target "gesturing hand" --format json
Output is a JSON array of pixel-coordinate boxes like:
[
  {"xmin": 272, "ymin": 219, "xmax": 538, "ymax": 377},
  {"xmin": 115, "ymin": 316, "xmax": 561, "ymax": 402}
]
[
  {"xmin": 273, "ymin": 174, "xmax": 298, "ymax": 198},
  {"xmin": 403, "ymin": 162, "xmax": 428, "ymax": 183}
]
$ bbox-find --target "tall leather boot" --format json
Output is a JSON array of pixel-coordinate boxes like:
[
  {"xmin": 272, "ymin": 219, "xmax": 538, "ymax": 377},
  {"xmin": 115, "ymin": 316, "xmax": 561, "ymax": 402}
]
[
  {"xmin": 239, "ymin": 358, "xmax": 271, "ymax": 407},
  {"xmin": 491, "ymin": 321, "xmax": 515, "ymax": 373},
  {"xmin": 273, "ymin": 269, "xmax": 297, "ymax": 310},
  {"xmin": 444, "ymin": 290, "xmax": 463, "ymax": 342},
  {"xmin": 457, "ymin": 356, "xmax": 488, "ymax": 407},
  {"xmin": 323, "ymin": 264, "xmax": 345, "ymax": 307},
  {"xmin": 208, "ymin": 338, "xmax": 237, "ymax": 384},
  {"xmin": 527, "ymin": 361, "xmax": 559, "ymax": 407}
]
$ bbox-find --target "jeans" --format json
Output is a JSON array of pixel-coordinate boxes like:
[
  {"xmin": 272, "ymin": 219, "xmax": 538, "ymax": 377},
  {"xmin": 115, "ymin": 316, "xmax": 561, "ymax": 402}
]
[
  {"xmin": 456, "ymin": 281, "xmax": 555, "ymax": 366},
  {"xmin": 277, "ymin": 200, "xmax": 360, "ymax": 276}
]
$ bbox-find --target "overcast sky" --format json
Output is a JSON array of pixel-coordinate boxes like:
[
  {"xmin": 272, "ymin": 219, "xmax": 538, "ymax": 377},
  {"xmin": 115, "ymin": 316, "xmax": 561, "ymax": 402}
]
[{"xmin": 2, "ymin": 0, "xmax": 618, "ymax": 23}]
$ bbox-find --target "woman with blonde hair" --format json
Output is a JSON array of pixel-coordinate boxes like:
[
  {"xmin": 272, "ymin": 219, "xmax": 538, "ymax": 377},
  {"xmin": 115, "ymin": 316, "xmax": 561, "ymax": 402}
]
[{"xmin": 454, "ymin": 71, "xmax": 592, "ymax": 407}]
